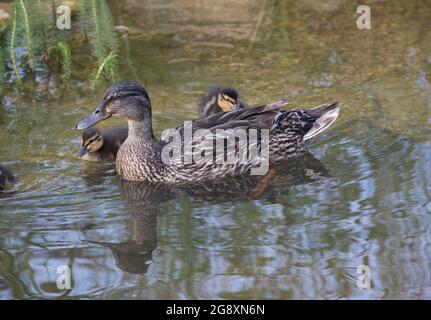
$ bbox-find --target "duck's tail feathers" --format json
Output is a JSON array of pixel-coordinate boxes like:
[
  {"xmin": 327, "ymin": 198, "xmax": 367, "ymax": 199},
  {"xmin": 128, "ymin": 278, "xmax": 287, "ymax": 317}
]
[{"xmin": 303, "ymin": 102, "xmax": 340, "ymax": 141}]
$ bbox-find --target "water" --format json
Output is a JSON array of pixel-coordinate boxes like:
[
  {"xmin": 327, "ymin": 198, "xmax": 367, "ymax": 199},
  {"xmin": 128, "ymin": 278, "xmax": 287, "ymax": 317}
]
[{"xmin": 1, "ymin": 0, "xmax": 431, "ymax": 299}]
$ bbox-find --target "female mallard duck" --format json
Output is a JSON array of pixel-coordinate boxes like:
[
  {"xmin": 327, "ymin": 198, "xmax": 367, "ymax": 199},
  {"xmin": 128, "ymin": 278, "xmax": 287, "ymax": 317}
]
[
  {"xmin": 76, "ymin": 81, "xmax": 339, "ymax": 183},
  {"xmin": 198, "ymin": 86, "xmax": 246, "ymax": 116},
  {"xmin": 0, "ymin": 165, "xmax": 17, "ymax": 191},
  {"xmin": 78, "ymin": 87, "xmax": 240, "ymax": 163},
  {"xmin": 78, "ymin": 127, "xmax": 128, "ymax": 163}
]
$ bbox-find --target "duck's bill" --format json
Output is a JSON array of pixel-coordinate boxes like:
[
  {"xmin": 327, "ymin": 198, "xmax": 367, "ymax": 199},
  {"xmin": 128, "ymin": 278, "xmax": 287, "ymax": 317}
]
[
  {"xmin": 76, "ymin": 110, "xmax": 110, "ymax": 130},
  {"xmin": 78, "ymin": 146, "xmax": 87, "ymax": 157},
  {"xmin": 76, "ymin": 113, "xmax": 106, "ymax": 130}
]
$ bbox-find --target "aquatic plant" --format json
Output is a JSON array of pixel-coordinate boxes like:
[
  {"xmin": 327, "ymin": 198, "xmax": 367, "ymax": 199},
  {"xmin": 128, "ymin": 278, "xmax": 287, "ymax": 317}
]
[
  {"xmin": 0, "ymin": 46, "xmax": 5, "ymax": 83},
  {"xmin": 78, "ymin": 0, "xmax": 118, "ymax": 89},
  {"xmin": 0, "ymin": 25, "xmax": 7, "ymax": 83},
  {"xmin": 8, "ymin": 4, "xmax": 21, "ymax": 85},
  {"xmin": 17, "ymin": 0, "xmax": 35, "ymax": 72},
  {"xmin": 90, "ymin": 51, "xmax": 117, "ymax": 90},
  {"xmin": 0, "ymin": 0, "xmax": 119, "ymax": 90},
  {"xmin": 0, "ymin": 0, "xmax": 71, "ymax": 84},
  {"xmin": 57, "ymin": 40, "xmax": 72, "ymax": 81}
]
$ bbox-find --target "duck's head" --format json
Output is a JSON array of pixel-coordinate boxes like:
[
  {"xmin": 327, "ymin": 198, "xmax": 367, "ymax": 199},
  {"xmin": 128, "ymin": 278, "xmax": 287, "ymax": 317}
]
[
  {"xmin": 76, "ymin": 81, "xmax": 151, "ymax": 130},
  {"xmin": 199, "ymin": 86, "xmax": 244, "ymax": 116},
  {"xmin": 78, "ymin": 128, "xmax": 104, "ymax": 158},
  {"xmin": 0, "ymin": 165, "xmax": 18, "ymax": 191}
]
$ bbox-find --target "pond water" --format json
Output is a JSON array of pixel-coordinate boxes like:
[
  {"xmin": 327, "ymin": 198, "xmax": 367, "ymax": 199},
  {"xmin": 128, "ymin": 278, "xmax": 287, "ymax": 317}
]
[{"xmin": 1, "ymin": 0, "xmax": 431, "ymax": 299}]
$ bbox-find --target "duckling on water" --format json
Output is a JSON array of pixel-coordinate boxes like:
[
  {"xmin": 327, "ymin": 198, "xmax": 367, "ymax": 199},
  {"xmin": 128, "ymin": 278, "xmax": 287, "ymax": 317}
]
[
  {"xmin": 79, "ymin": 127, "xmax": 128, "ymax": 163},
  {"xmin": 76, "ymin": 81, "xmax": 339, "ymax": 183},
  {"xmin": 0, "ymin": 165, "xmax": 17, "ymax": 191},
  {"xmin": 198, "ymin": 86, "xmax": 246, "ymax": 116}
]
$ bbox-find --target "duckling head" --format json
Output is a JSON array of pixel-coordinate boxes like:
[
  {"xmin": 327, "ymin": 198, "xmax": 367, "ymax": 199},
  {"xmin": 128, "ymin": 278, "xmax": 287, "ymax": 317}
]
[
  {"xmin": 78, "ymin": 128, "xmax": 104, "ymax": 158},
  {"xmin": 0, "ymin": 165, "xmax": 18, "ymax": 191},
  {"xmin": 76, "ymin": 81, "xmax": 152, "ymax": 130},
  {"xmin": 199, "ymin": 86, "xmax": 244, "ymax": 116}
]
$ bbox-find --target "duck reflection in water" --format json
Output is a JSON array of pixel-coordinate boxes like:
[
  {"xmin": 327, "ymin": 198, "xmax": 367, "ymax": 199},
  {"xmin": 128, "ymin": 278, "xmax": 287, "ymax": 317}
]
[
  {"xmin": 84, "ymin": 179, "xmax": 165, "ymax": 274},
  {"xmin": 84, "ymin": 151, "xmax": 330, "ymax": 274}
]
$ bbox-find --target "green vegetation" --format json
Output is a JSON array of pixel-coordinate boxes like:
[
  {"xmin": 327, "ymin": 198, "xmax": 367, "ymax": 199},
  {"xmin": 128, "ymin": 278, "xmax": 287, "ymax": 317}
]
[
  {"xmin": 0, "ymin": 0, "xmax": 119, "ymax": 89},
  {"xmin": 0, "ymin": 48, "xmax": 5, "ymax": 83},
  {"xmin": 79, "ymin": 0, "xmax": 118, "ymax": 89},
  {"xmin": 8, "ymin": 4, "xmax": 21, "ymax": 84},
  {"xmin": 57, "ymin": 40, "xmax": 72, "ymax": 81},
  {"xmin": 0, "ymin": 24, "xmax": 6, "ymax": 83}
]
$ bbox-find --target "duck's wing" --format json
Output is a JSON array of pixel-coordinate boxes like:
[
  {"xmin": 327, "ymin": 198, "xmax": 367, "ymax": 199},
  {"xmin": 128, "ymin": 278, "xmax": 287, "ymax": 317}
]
[
  {"xmin": 161, "ymin": 98, "xmax": 287, "ymax": 142},
  {"xmin": 160, "ymin": 99, "xmax": 288, "ymax": 171},
  {"xmin": 183, "ymin": 98, "xmax": 288, "ymax": 134}
]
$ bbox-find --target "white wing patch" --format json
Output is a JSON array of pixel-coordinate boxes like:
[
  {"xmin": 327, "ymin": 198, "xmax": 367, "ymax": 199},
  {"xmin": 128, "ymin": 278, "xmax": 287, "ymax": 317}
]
[{"xmin": 303, "ymin": 106, "xmax": 340, "ymax": 141}]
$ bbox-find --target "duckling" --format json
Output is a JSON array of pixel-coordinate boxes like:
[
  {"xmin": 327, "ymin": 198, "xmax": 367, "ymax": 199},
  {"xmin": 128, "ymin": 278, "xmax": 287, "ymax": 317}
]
[
  {"xmin": 79, "ymin": 127, "xmax": 128, "ymax": 163},
  {"xmin": 76, "ymin": 81, "xmax": 339, "ymax": 183},
  {"xmin": 0, "ymin": 165, "xmax": 17, "ymax": 191},
  {"xmin": 198, "ymin": 86, "xmax": 246, "ymax": 116}
]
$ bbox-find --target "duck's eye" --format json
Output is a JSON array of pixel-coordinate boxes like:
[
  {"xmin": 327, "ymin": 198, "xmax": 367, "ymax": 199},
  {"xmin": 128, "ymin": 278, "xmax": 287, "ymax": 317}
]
[
  {"xmin": 104, "ymin": 94, "xmax": 117, "ymax": 104},
  {"xmin": 109, "ymin": 93, "xmax": 120, "ymax": 101}
]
